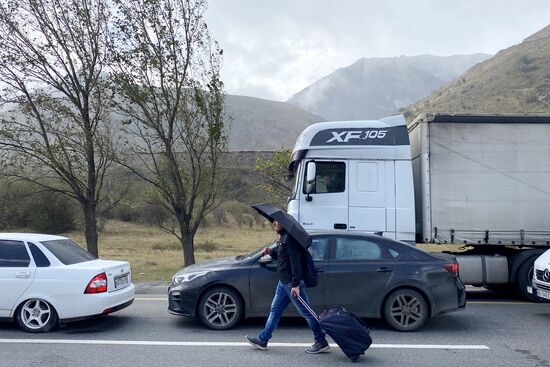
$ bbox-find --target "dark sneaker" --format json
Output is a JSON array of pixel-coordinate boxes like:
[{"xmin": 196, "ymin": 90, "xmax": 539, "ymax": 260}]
[
  {"xmin": 246, "ymin": 335, "xmax": 267, "ymax": 351},
  {"xmin": 305, "ymin": 341, "xmax": 330, "ymax": 354}
]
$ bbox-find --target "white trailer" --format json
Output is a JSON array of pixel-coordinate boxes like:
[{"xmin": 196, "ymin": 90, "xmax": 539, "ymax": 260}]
[{"xmin": 288, "ymin": 113, "xmax": 550, "ymax": 300}]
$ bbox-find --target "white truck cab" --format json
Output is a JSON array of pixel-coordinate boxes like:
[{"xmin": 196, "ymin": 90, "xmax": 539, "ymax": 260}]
[{"xmin": 287, "ymin": 115, "xmax": 416, "ymax": 244}]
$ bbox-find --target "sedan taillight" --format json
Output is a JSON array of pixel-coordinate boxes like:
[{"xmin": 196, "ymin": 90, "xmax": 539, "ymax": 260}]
[
  {"xmin": 84, "ymin": 272, "xmax": 108, "ymax": 294},
  {"xmin": 442, "ymin": 263, "xmax": 459, "ymax": 276}
]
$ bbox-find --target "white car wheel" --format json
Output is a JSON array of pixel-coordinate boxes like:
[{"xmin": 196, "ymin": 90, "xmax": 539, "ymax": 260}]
[{"xmin": 16, "ymin": 299, "xmax": 58, "ymax": 333}]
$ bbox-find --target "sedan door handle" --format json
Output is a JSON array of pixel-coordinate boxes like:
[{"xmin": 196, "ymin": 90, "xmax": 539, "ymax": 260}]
[
  {"xmin": 16, "ymin": 271, "xmax": 30, "ymax": 278},
  {"xmin": 376, "ymin": 267, "xmax": 393, "ymax": 273},
  {"xmin": 315, "ymin": 268, "xmax": 325, "ymax": 273}
]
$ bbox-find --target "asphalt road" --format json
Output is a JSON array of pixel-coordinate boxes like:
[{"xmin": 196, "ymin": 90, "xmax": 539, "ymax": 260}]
[{"xmin": 0, "ymin": 286, "xmax": 549, "ymax": 367}]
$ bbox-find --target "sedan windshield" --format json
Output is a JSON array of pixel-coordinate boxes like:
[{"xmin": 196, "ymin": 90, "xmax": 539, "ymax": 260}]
[
  {"xmin": 41, "ymin": 239, "xmax": 96, "ymax": 265},
  {"xmin": 239, "ymin": 241, "xmax": 277, "ymax": 260}
]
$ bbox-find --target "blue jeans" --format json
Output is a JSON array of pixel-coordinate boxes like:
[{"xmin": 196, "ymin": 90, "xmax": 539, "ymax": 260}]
[{"xmin": 258, "ymin": 280, "xmax": 326, "ymax": 344}]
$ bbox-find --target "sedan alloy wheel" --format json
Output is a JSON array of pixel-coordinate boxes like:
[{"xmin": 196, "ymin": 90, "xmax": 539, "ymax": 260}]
[
  {"xmin": 383, "ymin": 289, "xmax": 428, "ymax": 332},
  {"xmin": 16, "ymin": 299, "xmax": 58, "ymax": 333},
  {"xmin": 198, "ymin": 287, "xmax": 243, "ymax": 330}
]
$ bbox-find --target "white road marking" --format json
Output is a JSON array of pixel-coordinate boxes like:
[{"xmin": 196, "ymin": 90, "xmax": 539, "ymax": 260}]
[
  {"xmin": 0, "ymin": 339, "xmax": 489, "ymax": 349},
  {"xmin": 468, "ymin": 301, "xmax": 532, "ymax": 305}
]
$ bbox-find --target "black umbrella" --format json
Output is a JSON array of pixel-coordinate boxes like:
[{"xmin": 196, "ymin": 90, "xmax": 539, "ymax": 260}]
[{"xmin": 252, "ymin": 203, "xmax": 310, "ymax": 249}]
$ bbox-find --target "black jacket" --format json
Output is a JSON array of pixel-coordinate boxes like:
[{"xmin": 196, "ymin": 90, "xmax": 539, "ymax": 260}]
[{"xmin": 270, "ymin": 230, "xmax": 304, "ymax": 287}]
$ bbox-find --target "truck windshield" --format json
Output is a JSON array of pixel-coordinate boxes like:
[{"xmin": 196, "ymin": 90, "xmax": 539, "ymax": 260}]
[{"xmin": 290, "ymin": 168, "xmax": 300, "ymax": 200}]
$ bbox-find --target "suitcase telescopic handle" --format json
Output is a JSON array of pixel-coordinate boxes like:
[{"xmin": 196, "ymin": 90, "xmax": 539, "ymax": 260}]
[{"xmin": 296, "ymin": 294, "xmax": 320, "ymax": 322}]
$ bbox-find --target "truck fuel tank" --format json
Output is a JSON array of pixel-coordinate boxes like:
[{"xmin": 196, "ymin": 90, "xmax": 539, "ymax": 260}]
[{"xmin": 455, "ymin": 255, "xmax": 509, "ymax": 285}]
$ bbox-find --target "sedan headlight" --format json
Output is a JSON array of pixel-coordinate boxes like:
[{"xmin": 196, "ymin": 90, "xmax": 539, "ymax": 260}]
[{"xmin": 172, "ymin": 271, "xmax": 208, "ymax": 284}]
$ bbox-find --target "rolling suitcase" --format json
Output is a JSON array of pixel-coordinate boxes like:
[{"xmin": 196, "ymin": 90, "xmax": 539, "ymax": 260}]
[{"xmin": 297, "ymin": 295, "xmax": 372, "ymax": 362}]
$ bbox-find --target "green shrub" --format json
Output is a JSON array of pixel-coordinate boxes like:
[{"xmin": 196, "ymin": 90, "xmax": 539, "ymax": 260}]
[
  {"xmin": 25, "ymin": 193, "xmax": 76, "ymax": 234},
  {"xmin": 138, "ymin": 203, "xmax": 172, "ymax": 226},
  {"xmin": 0, "ymin": 181, "xmax": 31, "ymax": 229},
  {"xmin": 517, "ymin": 55, "xmax": 538, "ymax": 72},
  {"xmin": 110, "ymin": 200, "xmax": 141, "ymax": 222}
]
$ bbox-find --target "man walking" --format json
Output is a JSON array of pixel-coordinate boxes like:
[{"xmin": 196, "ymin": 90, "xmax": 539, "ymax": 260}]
[{"xmin": 245, "ymin": 220, "xmax": 330, "ymax": 354}]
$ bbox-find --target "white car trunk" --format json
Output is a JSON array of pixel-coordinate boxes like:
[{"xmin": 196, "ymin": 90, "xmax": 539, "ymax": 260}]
[{"xmin": 72, "ymin": 259, "xmax": 131, "ymax": 293}]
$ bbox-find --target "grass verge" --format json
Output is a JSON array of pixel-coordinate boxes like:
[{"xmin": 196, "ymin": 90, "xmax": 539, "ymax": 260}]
[{"xmin": 64, "ymin": 220, "xmax": 276, "ymax": 282}]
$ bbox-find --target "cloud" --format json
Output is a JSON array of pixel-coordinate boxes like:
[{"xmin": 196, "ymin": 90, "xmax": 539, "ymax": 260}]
[{"xmin": 206, "ymin": 0, "xmax": 550, "ymax": 101}]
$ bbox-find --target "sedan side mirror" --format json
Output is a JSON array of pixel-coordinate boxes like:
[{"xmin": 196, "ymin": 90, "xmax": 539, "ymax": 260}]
[{"xmin": 259, "ymin": 255, "xmax": 273, "ymax": 265}]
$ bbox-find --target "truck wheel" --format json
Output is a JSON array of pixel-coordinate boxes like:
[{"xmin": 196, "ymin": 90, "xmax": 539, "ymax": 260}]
[{"xmin": 516, "ymin": 258, "xmax": 544, "ymax": 302}]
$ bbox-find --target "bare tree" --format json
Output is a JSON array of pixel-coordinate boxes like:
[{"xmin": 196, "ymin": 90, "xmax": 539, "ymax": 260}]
[
  {"xmin": 0, "ymin": 0, "xmax": 117, "ymax": 256},
  {"xmin": 109, "ymin": 0, "xmax": 227, "ymax": 266}
]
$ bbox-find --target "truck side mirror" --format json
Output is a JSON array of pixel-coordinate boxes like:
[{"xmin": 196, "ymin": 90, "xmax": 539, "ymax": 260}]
[
  {"xmin": 305, "ymin": 161, "xmax": 316, "ymax": 201},
  {"xmin": 306, "ymin": 161, "xmax": 316, "ymax": 183}
]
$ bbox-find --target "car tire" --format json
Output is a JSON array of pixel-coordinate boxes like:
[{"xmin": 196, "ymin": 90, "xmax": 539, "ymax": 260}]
[
  {"xmin": 16, "ymin": 298, "xmax": 58, "ymax": 333},
  {"xmin": 197, "ymin": 287, "xmax": 243, "ymax": 330},
  {"xmin": 383, "ymin": 288, "xmax": 428, "ymax": 332}
]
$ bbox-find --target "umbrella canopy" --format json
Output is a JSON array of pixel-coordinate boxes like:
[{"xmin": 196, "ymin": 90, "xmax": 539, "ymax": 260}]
[{"xmin": 252, "ymin": 203, "xmax": 310, "ymax": 249}]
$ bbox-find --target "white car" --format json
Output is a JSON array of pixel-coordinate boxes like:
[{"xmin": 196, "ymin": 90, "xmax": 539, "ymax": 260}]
[
  {"xmin": 528, "ymin": 249, "xmax": 550, "ymax": 301},
  {"xmin": 0, "ymin": 233, "xmax": 134, "ymax": 332}
]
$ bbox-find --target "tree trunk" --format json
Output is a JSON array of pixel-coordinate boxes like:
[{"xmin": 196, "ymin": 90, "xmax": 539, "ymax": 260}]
[
  {"xmin": 82, "ymin": 201, "xmax": 99, "ymax": 257},
  {"xmin": 180, "ymin": 226, "xmax": 196, "ymax": 266}
]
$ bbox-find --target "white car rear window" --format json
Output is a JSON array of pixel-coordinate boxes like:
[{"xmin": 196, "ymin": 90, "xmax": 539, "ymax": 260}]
[{"xmin": 41, "ymin": 239, "xmax": 96, "ymax": 265}]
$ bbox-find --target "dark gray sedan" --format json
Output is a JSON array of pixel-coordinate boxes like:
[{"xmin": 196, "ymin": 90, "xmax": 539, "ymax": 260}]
[{"xmin": 168, "ymin": 232, "xmax": 466, "ymax": 332}]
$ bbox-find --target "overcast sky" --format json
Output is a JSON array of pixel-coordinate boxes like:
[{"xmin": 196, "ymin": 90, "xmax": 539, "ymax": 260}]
[{"xmin": 205, "ymin": 0, "xmax": 550, "ymax": 101}]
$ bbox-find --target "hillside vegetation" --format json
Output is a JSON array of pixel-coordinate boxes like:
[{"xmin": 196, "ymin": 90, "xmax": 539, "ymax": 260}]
[
  {"xmin": 224, "ymin": 95, "xmax": 324, "ymax": 150},
  {"xmin": 405, "ymin": 25, "xmax": 550, "ymax": 121},
  {"xmin": 288, "ymin": 54, "xmax": 490, "ymax": 120}
]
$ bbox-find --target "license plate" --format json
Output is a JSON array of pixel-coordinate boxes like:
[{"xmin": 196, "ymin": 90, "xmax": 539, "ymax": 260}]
[
  {"xmin": 537, "ymin": 289, "xmax": 550, "ymax": 300},
  {"xmin": 115, "ymin": 274, "xmax": 129, "ymax": 289}
]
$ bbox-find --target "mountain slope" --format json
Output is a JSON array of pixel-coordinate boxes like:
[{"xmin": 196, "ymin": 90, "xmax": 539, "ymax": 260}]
[
  {"xmin": 0, "ymin": 93, "xmax": 323, "ymax": 152},
  {"xmin": 288, "ymin": 54, "xmax": 491, "ymax": 120},
  {"xmin": 405, "ymin": 25, "xmax": 550, "ymax": 120},
  {"xmin": 224, "ymin": 95, "xmax": 324, "ymax": 150}
]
